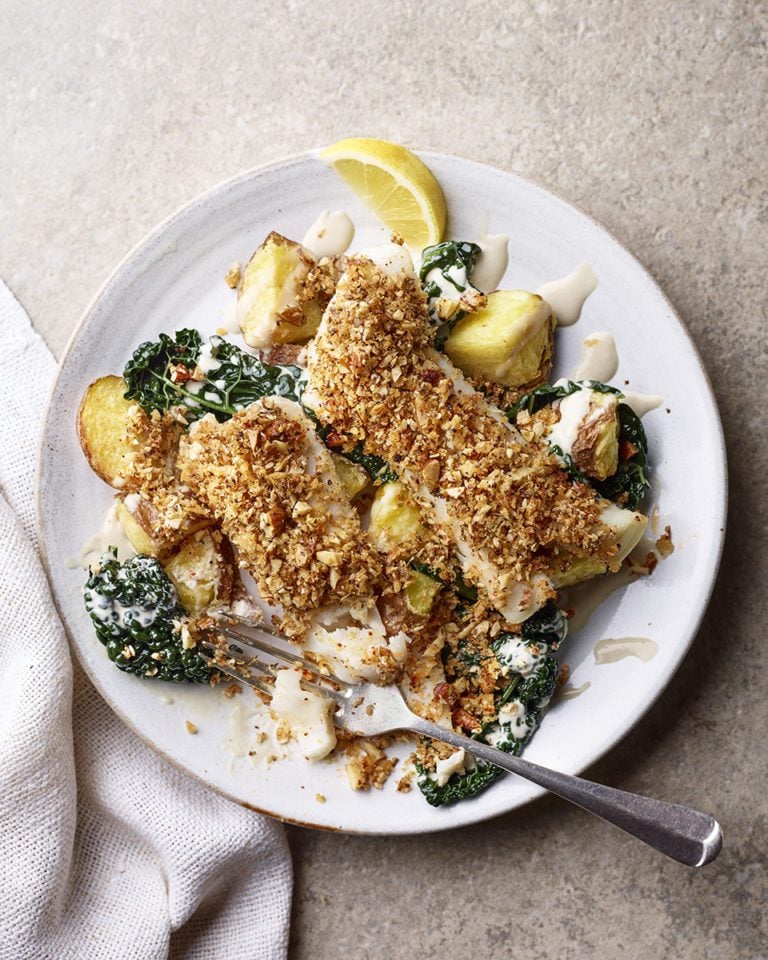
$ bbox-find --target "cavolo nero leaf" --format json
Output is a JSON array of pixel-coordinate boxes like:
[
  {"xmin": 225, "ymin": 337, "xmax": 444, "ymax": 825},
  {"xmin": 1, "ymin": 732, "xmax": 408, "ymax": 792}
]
[
  {"xmin": 312, "ymin": 420, "xmax": 397, "ymax": 483},
  {"xmin": 417, "ymin": 605, "xmax": 567, "ymax": 806},
  {"xmin": 123, "ymin": 330, "xmax": 306, "ymax": 423},
  {"xmin": 416, "ymin": 759, "xmax": 503, "ymax": 806},
  {"xmin": 83, "ymin": 548, "xmax": 210, "ymax": 683},
  {"xmin": 519, "ymin": 600, "xmax": 568, "ymax": 647},
  {"xmin": 508, "ymin": 379, "xmax": 621, "ymax": 420},
  {"xmin": 419, "ymin": 240, "xmax": 481, "ymax": 301},
  {"xmin": 123, "ymin": 329, "xmax": 205, "ymax": 414},
  {"xmin": 419, "ymin": 240, "xmax": 482, "ymax": 339}
]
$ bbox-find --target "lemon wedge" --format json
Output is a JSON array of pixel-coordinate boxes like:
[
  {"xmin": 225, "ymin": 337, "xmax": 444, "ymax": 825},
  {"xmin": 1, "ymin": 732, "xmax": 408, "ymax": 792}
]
[{"xmin": 320, "ymin": 138, "xmax": 446, "ymax": 248}]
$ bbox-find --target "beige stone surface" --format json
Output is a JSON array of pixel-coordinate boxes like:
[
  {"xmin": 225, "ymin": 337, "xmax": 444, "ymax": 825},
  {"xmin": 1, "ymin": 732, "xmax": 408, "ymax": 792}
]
[{"xmin": 2, "ymin": 0, "xmax": 766, "ymax": 957}]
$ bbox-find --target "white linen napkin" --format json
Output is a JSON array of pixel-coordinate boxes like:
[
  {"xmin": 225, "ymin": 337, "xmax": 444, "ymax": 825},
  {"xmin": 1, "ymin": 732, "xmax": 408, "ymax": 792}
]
[{"xmin": 0, "ymin": 280, "xmax": 292, "ymax": 960}]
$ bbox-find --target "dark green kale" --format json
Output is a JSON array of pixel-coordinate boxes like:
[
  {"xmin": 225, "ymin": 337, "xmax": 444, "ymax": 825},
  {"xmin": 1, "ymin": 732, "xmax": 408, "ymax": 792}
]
[
  {"xmin": 83, "ymin": 548, "xmax": 210, "ymax": 683},
  {"xmin": 343, "ymin": 446, "xmax": 397, "ymax": 483},
  {"xmin": 516, "ymin": 656, "xmax": 559, "ymax": 705},
  {"xmin": 416, "ymin": 759, "xmax": 503, "ymax": 806},
  {"xmin": 419, "ymin": 240, "xmax": 482, "ymax": 338},
  {"xmin": 313, "ymin": 419, "xmax": 397, "ymax": 483},
  {"xmin": 519, "ymin": 600, "xmax": 568, "ymax": 647},
  {"xmin": 418, "ymin": 605, "xmax": 567, "ymax": 806},
  {"xmin": 509, "ymin": 381, "xmax": 651, "ymax": 509},
  {"xmin": 453, "ymin": 637, "xmax": 492, "ymax": 673},
  {"xmin": 123, "ymin": 330, "xmax": 305, "ymax": 423},
  {"xmin": 419, "ymin": 240, "xmax": 481, "ymax": 301}
]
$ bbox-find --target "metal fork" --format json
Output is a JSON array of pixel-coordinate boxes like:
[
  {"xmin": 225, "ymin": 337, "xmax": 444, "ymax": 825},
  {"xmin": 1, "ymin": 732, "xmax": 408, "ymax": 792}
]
[{"xmin": 202, "ymin": 616, "xmax": 722, "ymax": 867}]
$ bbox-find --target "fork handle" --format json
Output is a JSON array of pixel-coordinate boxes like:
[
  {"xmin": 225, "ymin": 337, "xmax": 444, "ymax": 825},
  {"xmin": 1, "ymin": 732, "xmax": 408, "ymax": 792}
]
[{"xmin": 410, "ymin": 717, "xmax": 722, "ymax": 867}]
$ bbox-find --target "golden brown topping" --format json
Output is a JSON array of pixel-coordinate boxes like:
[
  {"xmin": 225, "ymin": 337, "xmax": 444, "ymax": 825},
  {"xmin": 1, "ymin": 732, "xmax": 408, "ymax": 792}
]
[
  {"xmin": 177, "ymin": 398, "xmax": 383, "ymax": 638},
  {"xmin": 307, "ymin": 258, "xmax": 617, "ymax": 617}
]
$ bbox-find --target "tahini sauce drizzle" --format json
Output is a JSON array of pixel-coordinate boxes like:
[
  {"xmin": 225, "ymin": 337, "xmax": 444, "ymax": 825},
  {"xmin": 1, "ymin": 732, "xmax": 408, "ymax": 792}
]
[
  {"xmin": 570, "ymin": 332, "xmax": 619, "ymax": 382},
  {"xmin": 593, "ymin": 637, "xmax": 658, "ymax": 664},
  {"xmin": 537, "ymin": 263, "xmax": 598, "ymax": 326},
  {"xmin": 301, "ymin": 210, "xmax": 355, "ymax": 258},
  {"xmin": 559, "ymin": 681, "xmax": 592, "ymax": 701},
  {"xmin": 472, "ymin": 233, "xmax": 509, "ymax": 292},
  {"xmin": 79, "ymin": 503, "xmax": 136, "ymax": 568},
  {"xmin": 622, "ymin": 391, "xmax": 664, "ymax": 417}
]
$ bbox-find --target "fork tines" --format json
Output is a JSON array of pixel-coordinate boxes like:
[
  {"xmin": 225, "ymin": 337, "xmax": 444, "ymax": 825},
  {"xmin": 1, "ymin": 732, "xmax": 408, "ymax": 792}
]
[{"xmin": 202, "ymin": 616, "xmax": 350, "ymax": 702}]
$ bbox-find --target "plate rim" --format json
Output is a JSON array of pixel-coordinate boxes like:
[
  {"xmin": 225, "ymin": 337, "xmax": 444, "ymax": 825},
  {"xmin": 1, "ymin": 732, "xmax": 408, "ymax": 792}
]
[{"xmin": 35, "ymin": 148, "xmax": 728, "ymax": 834}]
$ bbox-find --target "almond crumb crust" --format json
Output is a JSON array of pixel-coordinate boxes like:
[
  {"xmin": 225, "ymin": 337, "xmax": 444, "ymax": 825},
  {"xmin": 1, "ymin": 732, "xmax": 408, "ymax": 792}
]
[
  {"xmin": 306, "ymin": 258, "xmax": 618, "ymax": 610},
  {"xmin": 122, "ymin": 406, "xmax": 211, "ymax": 548},
  {"xmin": 177, "ymin": 398, "xmax": 383, "ymax": 638},
  {"xmin": 344, "ymin": 738, "xmax": 397, "ymax": 790}
]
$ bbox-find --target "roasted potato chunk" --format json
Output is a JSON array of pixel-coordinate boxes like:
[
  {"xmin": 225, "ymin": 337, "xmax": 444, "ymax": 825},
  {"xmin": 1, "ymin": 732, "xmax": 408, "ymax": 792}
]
[
  {"xmin": 368, "ymin": 481, "xmax": 426, "ymax": 551},
  {"xmin": 163, "ymin": 529, "xmax": 235, "ymax": 616},
  {"xmin": 118, "ymin": 493, "xmax": 211, "ymax": 559},
  {"xmin": 238, "ymin": 232, "xmax": 323, "ymax": 348},
  {"xmin": 115, "ymin": 498, "xmax": 163, "ymax": 557},
  {"xmin": 404, "ymin": 569, "xmax": 443, "ymax": 616},
  {"xmin": 548, "ymin": 389, "xmax": 620, "ymax": 481},
  {"xmin": 331, "ymin": 454, "xmax": 371, "ymax": 501},
  {"xmin": 552, "ymin": 502, "xmax": 647, "ymax": 587},
  {"xmin": 77, "ymin": 376, "xmax": 141, "ymax": 487},
  {"xmin": 445, "ymin": 290, "xmax": 554, "ymax": 388}
]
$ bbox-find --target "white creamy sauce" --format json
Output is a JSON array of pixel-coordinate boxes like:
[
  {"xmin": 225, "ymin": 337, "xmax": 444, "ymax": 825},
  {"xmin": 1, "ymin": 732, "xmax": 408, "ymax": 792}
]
[
  {"xmin": 197, "ymin": 341, "xmax": 222, "ymax": 374},
  {"xmin": 622, "ymin": 391, "xmax": 664, "ymax": 417},
  {"xmin": 301, "ymin": 210, "xmax": 355, "ymax": 258},
  {"xmin": 559, "ymin": 681, "xmax": 592, "ymax": 701},
  {"xmin": 570, "ymin": 332, "xmax": 618, "ymax": 382},
  {"xmin": 472, "ymin": 233, "xmax": 509, "ymax": 293},
  {"xmin": 593, "ymin": 637, "xmax": 658, "ymax": 665},
  {"xmin": 355, "ymin": 243, "xmax": 415, "ymax": 277},
  {"xmin": 79, "ymin": 503, "xmax": 136, "ymax": 568},
  {"xmin": 220, "ymin": 299, "xmax": 241, "ymax": 334},
  {"xmin": 486, "ymin": 700, "xmax": 532, "ymax": 746},
  {"xmin": 123, "ymin": 493, "xmax": 142, "ymax": 514},
  {"xmin": 225, "ymin": 700, "xmax": 282, "ymax": 765},
  {"xmin": 546, "ymin": 387, "xmax": 595, "ymax": 457},
  {"xmin": 424, "ymin": 262, "xmax": 468, "ymax": 300},
  {"xmin": 84, "ymin": 590, "xmax": 157, "ymax": 631},
  {"xmin": 493, "ymin": 635, "xmax": 546, "ymax": 677},
  {"xmin": 270, "ymin": 667, "xmax": 336, "ymax": 760},
  {"xmin": 432, "ymin": 748, "xmax": 471, "ymax": 787},
  {"xmin": 536, "ymin": 262, "xmax": 598, "ymax": 326}
]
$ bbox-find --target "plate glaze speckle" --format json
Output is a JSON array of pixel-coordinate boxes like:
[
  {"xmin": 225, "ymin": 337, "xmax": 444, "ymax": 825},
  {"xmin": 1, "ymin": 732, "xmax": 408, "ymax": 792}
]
[{"xmin": 37, "ymin": 151, "xmax": 727, "ymax": 833}]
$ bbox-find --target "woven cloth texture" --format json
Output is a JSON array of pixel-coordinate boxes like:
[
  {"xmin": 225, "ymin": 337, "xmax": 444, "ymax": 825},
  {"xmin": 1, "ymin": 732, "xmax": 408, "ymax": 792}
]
[{"xmin": 0, "ymin": 280, "xmax": 292, "ymax": 960}]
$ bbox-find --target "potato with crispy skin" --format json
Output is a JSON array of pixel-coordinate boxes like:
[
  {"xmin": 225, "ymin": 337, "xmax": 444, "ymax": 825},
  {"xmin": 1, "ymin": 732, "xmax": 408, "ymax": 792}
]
[
  {"xmin": 77, "ymin": 376, "xmax": 140, "ymax": 487},
  {"xmin": 565, "ymin": 392, "xmax": 620, "ymax": 481},
  {"xmin": 115, "ymin": 499, "xmax": 163, "ymax": 557},
  {"xmin": 238, "ymin": 232, "xmax": 324, "ymax": 347}
]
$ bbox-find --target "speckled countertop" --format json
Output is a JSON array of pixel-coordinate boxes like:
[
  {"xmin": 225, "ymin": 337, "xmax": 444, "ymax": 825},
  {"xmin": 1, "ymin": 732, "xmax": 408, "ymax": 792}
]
[{"xmin": 2, "ymin": 1, "xmax": 766, "ymax": 956}]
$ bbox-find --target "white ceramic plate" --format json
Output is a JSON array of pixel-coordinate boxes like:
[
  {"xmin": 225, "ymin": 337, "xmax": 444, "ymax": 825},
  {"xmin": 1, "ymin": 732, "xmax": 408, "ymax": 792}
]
[{"xmin": 37, "ymin": 151, "xmax": 727, "ymax": 833}]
